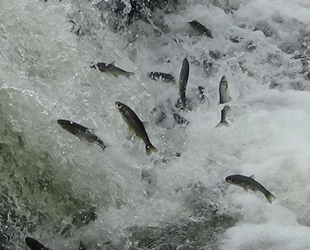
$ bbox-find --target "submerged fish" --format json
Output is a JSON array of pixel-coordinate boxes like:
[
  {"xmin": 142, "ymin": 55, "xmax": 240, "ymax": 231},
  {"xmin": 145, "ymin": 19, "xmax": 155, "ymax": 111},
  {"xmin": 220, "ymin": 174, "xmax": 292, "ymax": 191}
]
[
  {"xmin": 91, "ymin": 62, "xmax": 134, "ymax": 78},
  {"xmin": 57, "ymin": 119, "xmax": 106, "ymax": 150},
  {"xmin": 178, "ymin": 58, "xmax": 190, "ymax": 109},
  {"xmin": 219, "ymin": 75, "xmax": 232, "ymax": 104},
  {"xmin": 189, "ymin": 20, "xmax": 213, "ymax": 38},
  {"xmin": 115, "ymin": 101, "xmax": 157, "ymax": 155},
  {"xmin": 226, "ymin": 174, "xmax": 275, "ymax": 204},
  {"xmin": 79, "ymin": 241, "xmax": 87, "ymax": 250},
  {"xmin": 216, "ymin": 105, "xmax": 230, "ymax": 127},
  {"xmin": 148, "ymin": 72, "xmax": 176, "ymax": 83},
  {"xmin": 173, "ymin": 113, "xmax": 190, "ymax": 126},
  {"xmin": 25, "ymin": 237, "xmax": 49, "ymax": 250}
]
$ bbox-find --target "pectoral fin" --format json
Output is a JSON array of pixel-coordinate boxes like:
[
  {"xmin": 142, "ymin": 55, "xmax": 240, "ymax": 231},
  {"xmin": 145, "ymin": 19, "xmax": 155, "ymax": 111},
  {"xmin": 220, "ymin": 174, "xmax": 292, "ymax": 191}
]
[{"xmin": 243, "ymin": 186, "xmax": 248, "ymax": 192}]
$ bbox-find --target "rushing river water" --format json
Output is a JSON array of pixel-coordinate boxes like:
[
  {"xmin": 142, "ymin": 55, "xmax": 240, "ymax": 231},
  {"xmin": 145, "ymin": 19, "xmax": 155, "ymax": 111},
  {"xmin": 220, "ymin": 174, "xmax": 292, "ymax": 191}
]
[{"xmin": 1, "ymin": 0, "xmax": 310, "ymax": 249}]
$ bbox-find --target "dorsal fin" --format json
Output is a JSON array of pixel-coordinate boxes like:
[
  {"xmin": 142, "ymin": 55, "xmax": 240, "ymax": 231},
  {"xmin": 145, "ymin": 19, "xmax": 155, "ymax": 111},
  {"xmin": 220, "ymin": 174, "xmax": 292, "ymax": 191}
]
[
  {"xmin": 110, "ymin": 61, "xmax": 115, "ymax": 65},
  {"xmin": 250, "ymin": 174, "xmax": 255, "ymax": 179}
]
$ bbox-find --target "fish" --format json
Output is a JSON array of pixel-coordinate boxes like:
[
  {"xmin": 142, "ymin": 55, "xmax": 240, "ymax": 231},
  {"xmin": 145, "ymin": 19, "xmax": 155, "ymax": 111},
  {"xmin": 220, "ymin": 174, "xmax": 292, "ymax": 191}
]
[
  {"xmin": 219, "ymin": 75, "xmax": 232, "ymax": 104},
  {"xmin": 115, "ymin": 101, "xmax": 157, "ymax": 155},
  {"xmin": 173, "ymin": 113, "xmax": 190, "ymax": 126},
  {"xmin": 216, "ymin": 105, "xmax": 230, "ymax": 127},
  {"xmin": 189, "ymin": 20, "xmax": 213, "ymax": 38},
  {"xmin": 91, "ymin": 62, "xmax": 134, "ymax": 78},
  {"xmin": 148, "ymin": 72, "xmax": 176, "ymax": 83},
  {"xmin": 25, "ymin": 237, "xmax": 49, "ymax": 250},
  {"xmin": 79, "ymin": 241, "xmax": 87, "ymax": 250},
  {"xmin": 178, "ymin": 58, "xmax": 190, "ymax": 109},
  {"xmin": 225, "ymin": 174, "xmax": 276, "ymax": 204},
  {"xmin": 57, "ymin": 119, "xmax": 106, "ymax": 151}
]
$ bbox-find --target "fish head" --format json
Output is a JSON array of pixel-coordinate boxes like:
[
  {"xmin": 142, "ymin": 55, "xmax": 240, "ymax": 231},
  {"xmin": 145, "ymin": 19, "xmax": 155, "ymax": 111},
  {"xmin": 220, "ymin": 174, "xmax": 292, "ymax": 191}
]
[
  {"xmin": 220, "ymin": 75, "xmax": 228, "ymax": 85},
  {"xmin": 223, "ymin": 105, "xmax": 231, "ymax": 112},
  {"xmin": 25, "ymin": 237, "xmax": 47, "ymax": 250},
  {"xmin": 57, "ymin": 119, "xmax": 72, "ymax": 129},
  {"xmin": 225, "ymin": 175, "xmax": 235, "ymax": 184},
  {"xmin": 96, "ymin": 63, "xmax": 108, "ymax": 72},
  {"xmin": 115, "ymin": 101, "xmax": 127, "ymax": 114}
]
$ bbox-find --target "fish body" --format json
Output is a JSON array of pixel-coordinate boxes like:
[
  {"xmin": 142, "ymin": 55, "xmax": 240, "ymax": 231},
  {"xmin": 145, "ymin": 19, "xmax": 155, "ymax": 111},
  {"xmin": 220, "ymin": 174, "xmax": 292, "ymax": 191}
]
[
  {"xmin": 148, "ymin": 72, "xmax": 175, "ymax": 83},
  {"xmin": 25, "ymin": 237, "xmax": 49, "ymax": 250},
  {"xmin": 115, "ymin": 101, "xmax": 157, "ymax": 155},
  {"xmin": 57, "ymin": 119, "xmax": 106, "ymax": 150},
  {"xmin": 189, "ymin": 20, "xmax": 213, "ymax": 38},
  {"xmin": 216, "ymin": 105, "xmax": 230, "ymax": 127},
  {"xmin": 178, "ymin": 58, "xmax": 190, "ymax": 109},
  {"xmin": 226, "ymin": 174, "xmax": 275, "ymax": 203},
  {"xmin": 92, "ymin": 62, "xmax": 134, "ymax": 78},
  {"xmin": 219, "ymin": 75, "xmax": 232, "ymax": 104}
]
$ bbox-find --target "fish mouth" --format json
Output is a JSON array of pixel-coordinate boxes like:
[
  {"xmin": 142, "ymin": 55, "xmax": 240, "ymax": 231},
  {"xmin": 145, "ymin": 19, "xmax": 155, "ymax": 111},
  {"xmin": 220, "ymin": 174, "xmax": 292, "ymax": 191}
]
[{"xmin": 57, "ymin": 119, "xmax": 66, "ymax": 125}]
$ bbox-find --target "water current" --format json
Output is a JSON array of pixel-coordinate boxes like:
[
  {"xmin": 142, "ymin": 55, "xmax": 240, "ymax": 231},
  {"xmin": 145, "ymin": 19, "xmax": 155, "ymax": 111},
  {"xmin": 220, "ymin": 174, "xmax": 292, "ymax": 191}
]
[{"xmin": 1, "ymin": 0, "xmax": 310, "ymax": 249}]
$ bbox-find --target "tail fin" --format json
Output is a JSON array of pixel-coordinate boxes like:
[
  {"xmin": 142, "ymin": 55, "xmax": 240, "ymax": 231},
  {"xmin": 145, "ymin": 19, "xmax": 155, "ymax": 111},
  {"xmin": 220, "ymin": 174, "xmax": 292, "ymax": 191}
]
[
  {"xmin": 126, "ymin": 72, "xmax": 135, "ymax": 79},
  {"xmin": 216, "ymin": 121, "xmax": 229, "ymax": 128},
  {"xmin": 265, "ymin": 192, "xmax": 276, "ymax": 204},
  {"xmin": 146, "ymin": 144, "xmax": 158, "ymax": 156}
]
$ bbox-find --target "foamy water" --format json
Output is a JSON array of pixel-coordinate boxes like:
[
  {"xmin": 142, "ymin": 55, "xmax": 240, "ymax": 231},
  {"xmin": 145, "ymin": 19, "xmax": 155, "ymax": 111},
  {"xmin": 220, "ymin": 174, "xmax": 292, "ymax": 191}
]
[{"xmin": 1, "ymin": 0, "xmax": 310, "ymax": 249}]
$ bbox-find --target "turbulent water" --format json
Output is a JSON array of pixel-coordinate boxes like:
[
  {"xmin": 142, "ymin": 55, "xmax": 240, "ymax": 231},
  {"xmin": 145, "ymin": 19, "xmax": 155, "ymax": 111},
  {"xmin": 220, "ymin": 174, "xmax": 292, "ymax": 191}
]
[{"xmin": 1, "ymin": 0, "xmax": 310, "ymax": 249}]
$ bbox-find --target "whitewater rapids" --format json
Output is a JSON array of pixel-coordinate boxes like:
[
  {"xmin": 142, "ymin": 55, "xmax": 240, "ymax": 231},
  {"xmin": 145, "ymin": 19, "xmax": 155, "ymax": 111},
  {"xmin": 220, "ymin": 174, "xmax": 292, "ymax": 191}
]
[{"xmin": 1, "ymin": 0, "xmax": 310, "ymax": 249}]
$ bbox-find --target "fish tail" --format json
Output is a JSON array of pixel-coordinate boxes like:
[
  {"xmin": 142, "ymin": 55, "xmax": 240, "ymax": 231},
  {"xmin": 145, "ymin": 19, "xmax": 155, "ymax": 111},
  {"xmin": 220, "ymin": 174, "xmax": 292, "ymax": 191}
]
[
  {"xmin": 126, "ymin": 72, "xmax": 135, "ymax": 79},
  {"xmin": 265, "ymin": 192, "xmax": 276, "ymax": 204},
  {"xmin": 216, "ymin": 121, "xmax": 229, "ymax": 127},
  {"xmin": 146, "ymin": 144, "xmax": 158, "ymax": 156}
]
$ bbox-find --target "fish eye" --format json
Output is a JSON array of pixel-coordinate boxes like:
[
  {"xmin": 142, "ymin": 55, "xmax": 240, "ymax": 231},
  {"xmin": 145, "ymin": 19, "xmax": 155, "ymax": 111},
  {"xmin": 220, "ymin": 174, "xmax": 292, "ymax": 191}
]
[
  {"xmin": 222, "ymin": 75, "xmax": 227, "ymax": 81},
  {"xmin": 115, "ymin": 102, "xmax": 122, "ymax": 109}
]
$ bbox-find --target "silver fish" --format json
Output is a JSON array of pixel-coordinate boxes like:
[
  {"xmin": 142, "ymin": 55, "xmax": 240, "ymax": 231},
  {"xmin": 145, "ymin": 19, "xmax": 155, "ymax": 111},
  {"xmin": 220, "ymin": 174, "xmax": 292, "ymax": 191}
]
[
  {"xmin": 189, "ymin": 20, "xmax": 213, "ymax": 38},
  {"xmin": 216, "ymin": 105, "xmax": 230, "ymax": 127},
  {"xmin": 148, "ymin": 72, "xmax": 176, "ymax": 83},
  {"xmin": 226, "ymin": 174, "xmax": 275, "ymax": 204},
  {"xmin": 178, "ymin": 58, "xmax": 190, "ymax": 109},
  {"xmin": 115, "ymin": 101, "xmax": 157, "ymax": 155},
  {"xmin": 57, "ymin": 119, "xmax": 106, "ymax": 150},
  {"xmin": 219, "ymin": 75, "xmax": 232, "ymax": 104},
  {"xmin": 25, "ymin": 237, "xmax": 49, "ymax": 250},
  {"xmin": 92, "ymin": 61, "xmax": 134, "ymax": 78}
]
